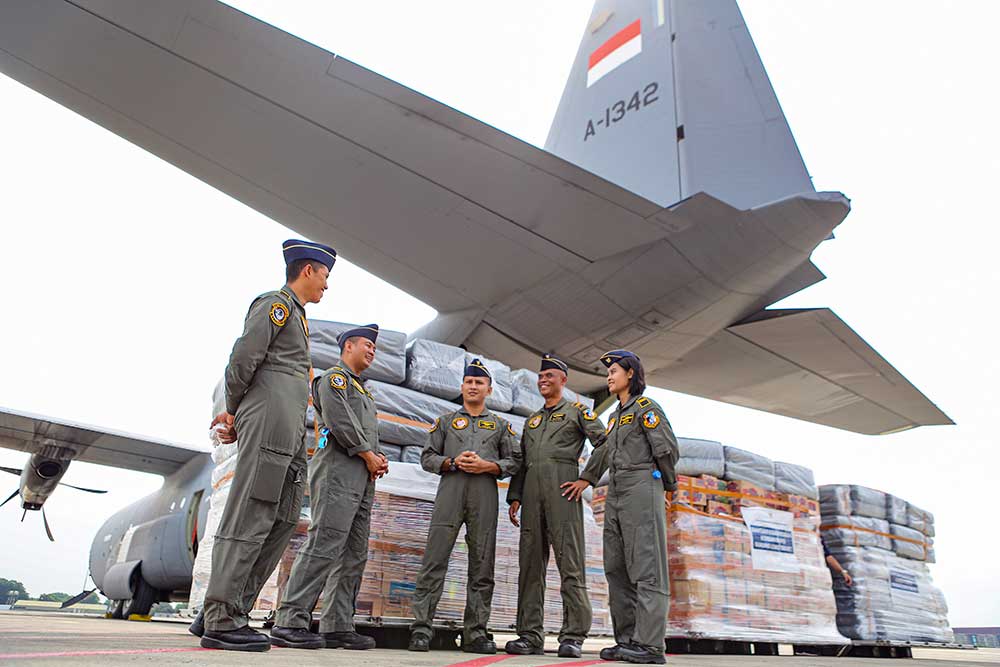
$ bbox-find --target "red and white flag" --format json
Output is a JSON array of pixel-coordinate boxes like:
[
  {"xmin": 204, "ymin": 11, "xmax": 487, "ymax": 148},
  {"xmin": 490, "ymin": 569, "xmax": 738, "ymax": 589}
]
[{"xmin": 587, "ymin": 19, "xmax": 642, "ymax": 87}]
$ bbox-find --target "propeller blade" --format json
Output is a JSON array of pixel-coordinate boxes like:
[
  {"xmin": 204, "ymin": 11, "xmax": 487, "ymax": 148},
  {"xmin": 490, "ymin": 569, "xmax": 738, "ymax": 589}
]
[
  {"xmin": 59, "ymin": 481, "xmax": 108, "ymax": 494},
  {"xmin": 0, "ymin": 466, "xmax": 22, "ymax": 476},
  {"xmin": 42, "ymin": 506, "xmax": 54, "ymax": 542},
  {"xmin": 61, "ymin": 588, "xmax": 97, "ymax": 609},
  {"xmin": 0, "ymin": 489, "xmax": 18, "ymax": 508}
]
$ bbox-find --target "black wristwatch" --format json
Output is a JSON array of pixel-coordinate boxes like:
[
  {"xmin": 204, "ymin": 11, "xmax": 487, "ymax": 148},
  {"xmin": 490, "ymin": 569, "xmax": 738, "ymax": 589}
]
[{"xmin": 447, "ymin": 458, "xmax": 458, "ymax": 473}]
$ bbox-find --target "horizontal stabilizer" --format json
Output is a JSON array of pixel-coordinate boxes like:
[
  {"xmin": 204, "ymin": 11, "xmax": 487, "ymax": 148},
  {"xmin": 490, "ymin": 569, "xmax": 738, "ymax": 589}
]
[
  {"xmin": 0, "ymin": 407, "xmax": 206, "ymax": 476},
  {"xmin": 651, "ymin": 309, "xmax": 953, "ymax": 435}
]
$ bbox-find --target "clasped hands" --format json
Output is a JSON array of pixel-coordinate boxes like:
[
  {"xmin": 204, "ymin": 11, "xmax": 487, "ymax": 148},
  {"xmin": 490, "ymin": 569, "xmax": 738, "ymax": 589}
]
[{"xmin": 454, "ymin": 450, "xmax": 495, "ymax": 475}]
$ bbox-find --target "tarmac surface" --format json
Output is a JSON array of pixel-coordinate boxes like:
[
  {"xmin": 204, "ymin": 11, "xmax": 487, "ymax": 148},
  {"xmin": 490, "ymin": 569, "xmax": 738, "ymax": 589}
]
[{"xmin": 0, "ymin": 612, "xmax": 997, "ymax": 666}]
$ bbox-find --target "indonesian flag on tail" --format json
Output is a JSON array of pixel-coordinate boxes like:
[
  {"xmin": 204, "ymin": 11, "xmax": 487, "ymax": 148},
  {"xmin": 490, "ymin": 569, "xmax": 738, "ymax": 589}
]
[{"xmin": 587, "ymin": 19, "xmax": 642, "ymax": 87}]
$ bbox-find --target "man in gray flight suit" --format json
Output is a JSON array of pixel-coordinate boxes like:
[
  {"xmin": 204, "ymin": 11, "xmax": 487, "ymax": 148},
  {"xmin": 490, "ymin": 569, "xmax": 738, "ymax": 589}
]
[
  {"xmin": 270, "ymin": 324, "xmax": 389, "ymax": 649},
  {"xmin": 505, "ymin": 354, "xmax": 606, "ymax": 658},
  {"xmin": 197, "ymin": 239, "xmax": 336, "ymax": 652},
  {"xmin": 563, "ymin": 349, "xmax": 678, "ymax": 665},
  {"xmin": 408, "ymin": 359, "xmax": 521, "ymax": 655}
]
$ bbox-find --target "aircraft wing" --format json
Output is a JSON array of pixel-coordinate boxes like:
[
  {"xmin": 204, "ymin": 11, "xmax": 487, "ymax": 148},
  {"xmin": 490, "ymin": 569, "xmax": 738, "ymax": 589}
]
[
  {"xmin": 0, "ymin": 407, "xmax": 206, "ymax": 476},
  {"xmin": 650, "ymin": 309, "xmax": 954, "ymax": 435}
]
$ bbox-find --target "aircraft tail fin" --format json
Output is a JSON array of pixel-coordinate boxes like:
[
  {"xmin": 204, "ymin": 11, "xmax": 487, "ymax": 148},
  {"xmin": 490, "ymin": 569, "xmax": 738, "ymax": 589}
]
[{"xmin": 546, "ymin": 0, "xmax": 814, "ymax": 209}]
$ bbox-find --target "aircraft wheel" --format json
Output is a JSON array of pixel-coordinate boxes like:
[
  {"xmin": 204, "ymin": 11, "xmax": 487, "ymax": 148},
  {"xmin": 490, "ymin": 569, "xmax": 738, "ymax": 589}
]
[
  {"xmin": 110, "ymin": 599, "xmax": 125, "ymax": 619},
  {"xmin": 124, "ymin": 572, "xmax": 157, "ymax": 618}
]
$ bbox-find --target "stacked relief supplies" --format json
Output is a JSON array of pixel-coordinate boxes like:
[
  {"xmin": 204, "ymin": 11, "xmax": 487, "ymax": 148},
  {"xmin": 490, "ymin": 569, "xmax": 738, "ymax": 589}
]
[
  {"xmin": 819, "ymin": 484, "xmax": 952, "ymax": 642},
  {"xmin": 189, "ymin": 438, "xmax": 238, "ymax": 612},
  {"xmin": 590, "ymin": 443, "xmax": 843, "ymax": 643}
]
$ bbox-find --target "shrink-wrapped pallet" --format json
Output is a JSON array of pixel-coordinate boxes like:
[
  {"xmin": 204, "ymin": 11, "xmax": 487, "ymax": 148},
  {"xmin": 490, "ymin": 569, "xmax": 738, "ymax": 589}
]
[
  {"xmin": 675, "ymin": 438, "xmax": 725, "ymax": 478},
  {"xmin": 723, "ymin": 446, "xmax": 776, "ymax": 490},
  {"xmin": 890, "ymin": 523, "xmax": 927, "ymax": 561},
  {"xmin": 404, "ymin": 339, "xmax": 467, "ymax": 400},
  {"xmin": 309, "ymin": 320, "xmax": 407, "ymax": 384},
  {"xmin": 906, "ymin": 502, "xmax": 936, "ymax": 537},
  {"xmin": 848, "ymin": 486, "xmax": 887, "ymax": 520},
  {"xmin": 826, "ymin": 545, "xmax": 953, "ymax": 642},
  {"xmin": 775, "ymin": 461, "xmax": 818, "ymax": 499},
  {"xmin": 472, "ymin": 355, "xmax": 513, "ymax": 413},
  {"xmin": 819, "ymin": 515, "xmax": 892, "ymax": 551}
]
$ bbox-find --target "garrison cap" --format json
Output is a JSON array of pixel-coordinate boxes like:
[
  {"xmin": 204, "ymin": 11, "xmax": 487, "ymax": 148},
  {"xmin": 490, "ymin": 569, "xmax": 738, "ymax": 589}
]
[
  {"xmin": 540, "ymin": 353, "xmax": 569, "ymax": 375},
  {"xmin": 337, "ymin": 324, "xmax": 379, "ymax": 349},
  {"xmin": 600, "ymin": 349, "xmax": 640, "ymax": 368},
  {"xmin": 464, "ymin": 358, "xmax": 492, "ymax": 379},
  {"xmin": 282, "ymin": 238, "xmax": 337, "ymax": 270}
]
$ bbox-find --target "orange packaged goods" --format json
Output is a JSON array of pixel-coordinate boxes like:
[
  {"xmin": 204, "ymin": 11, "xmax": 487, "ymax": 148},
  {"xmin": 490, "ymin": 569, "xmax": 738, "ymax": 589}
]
[{"xmin": 665, "ymin": 495, "xmax": 844, "ymax": 643}]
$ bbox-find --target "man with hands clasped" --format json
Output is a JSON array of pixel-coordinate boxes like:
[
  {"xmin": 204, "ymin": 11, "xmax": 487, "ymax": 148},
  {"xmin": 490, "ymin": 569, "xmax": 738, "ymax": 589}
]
[{"xmin": 408, "ymin": 359, "xmax": 522, "ymax": 654}]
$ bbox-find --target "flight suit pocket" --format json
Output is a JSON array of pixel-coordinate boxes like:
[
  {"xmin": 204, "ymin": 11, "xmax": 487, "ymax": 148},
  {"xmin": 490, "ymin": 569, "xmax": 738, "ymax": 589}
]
[
  {"xmin": 282, "ymin": 464, "xmax": 305, "ymax": 523},
  {"xmin": 323, "ymin": 488, "xmax": 361, "ymax": 533},
  {"xmin": 250, "ymin": 447, "xmax": 292, "ymax": 503}
]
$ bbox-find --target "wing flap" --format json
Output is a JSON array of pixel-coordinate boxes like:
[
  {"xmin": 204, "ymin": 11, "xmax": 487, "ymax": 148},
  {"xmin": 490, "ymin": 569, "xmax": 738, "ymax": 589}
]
[
  {"xmin": 0, "ymin": 408, "xmax": 206, "ymax": 476},
  {"xmin": 651, "ymin": 309, "xmax": 953, "ymax": 435}
]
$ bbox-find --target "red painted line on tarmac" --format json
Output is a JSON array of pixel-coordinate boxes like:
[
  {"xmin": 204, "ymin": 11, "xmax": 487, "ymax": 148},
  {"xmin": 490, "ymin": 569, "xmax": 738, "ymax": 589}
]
[
  {"xmin": 0, "ymin": 647, "xmax": 211, "ymax": 660},
  {"xmin": 532, "ymin": 661, "xmax": 606, "ymax": 667},
  {"xmin": 446, "ymin": 656, "xmax": 516, "ymax": 667}
]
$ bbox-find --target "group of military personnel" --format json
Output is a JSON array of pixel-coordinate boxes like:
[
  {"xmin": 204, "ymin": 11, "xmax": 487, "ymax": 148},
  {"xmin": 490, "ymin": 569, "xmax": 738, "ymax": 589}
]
[{"xmin": 189, "ymin": 240, "xmax": 679, "ymax": 665}]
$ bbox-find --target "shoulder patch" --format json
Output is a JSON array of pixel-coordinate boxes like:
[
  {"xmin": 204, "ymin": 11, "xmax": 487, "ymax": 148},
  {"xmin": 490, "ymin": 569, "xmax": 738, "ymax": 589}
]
[
  {"xmin": 507, "ymin": 423, "xmax": 517, "ymax": 436},
  {"xmin": 330, "ymin": 372, "xmax": 348, "ymax": 390},
  {"xmin": 269, "ymin": 302, "xmax": 289, "ymax": 327},
  {"xmin": 451, "ymin": 416, "xmax": 470, "ymax": 431},
  {"xmin": 429, "ymin": 418, "xmax": 439, "ymax": 433},
  {"xmin": 477, "ymin": 419, "xmax": 497, "ymax": 430},
  {"xmin": 606, "ymin": 416, "xmax": 617, "ymax": 434},
  {"xmin": 636, "ymin": 397, "xmax": 651, "ymax": 408},
  {"xmin": 642, "ymin": 410, "xmax": 660, "ymax": 429},
  {"xmin": 619, "ymin": 413, "xmax": 635, "ymax": 426},
  {"xmin": 581, "ymin": 408, "xmax": 597, "ymax": 421},
  {"xmin": 527, "ymin": 414, "xmax": 543, "ymax": 429}
]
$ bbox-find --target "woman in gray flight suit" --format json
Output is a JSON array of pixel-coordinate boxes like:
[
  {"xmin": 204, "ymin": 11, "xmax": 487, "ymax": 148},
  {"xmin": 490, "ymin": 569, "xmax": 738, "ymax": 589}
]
[{"xmin": 564, "ymin": 350, "xmax": 678, "ymax": 665}]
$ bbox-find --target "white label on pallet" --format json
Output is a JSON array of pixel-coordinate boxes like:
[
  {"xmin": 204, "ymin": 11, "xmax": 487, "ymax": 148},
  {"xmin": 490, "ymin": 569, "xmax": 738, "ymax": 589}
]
[{"xmin": 742, "ymin": 507, "xmax": 799, "ymax": 573}]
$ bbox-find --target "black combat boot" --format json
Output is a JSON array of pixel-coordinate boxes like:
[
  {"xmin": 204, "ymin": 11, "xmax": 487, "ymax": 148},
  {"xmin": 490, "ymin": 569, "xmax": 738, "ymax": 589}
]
[
  {"xmin": 268, "ymin": 625, "xmax": 325, "ymax": 649},
  {"xmin": 504, "ymin": 637, "xmax": 544, "ymax": 655},
  {"xmin": 187, "ymin": 610, "xmax": 204, "ymax": 637},
  {"xmin": 558, "ymin": 639, "xmax": 583, "ymax": 658},
  {"xmin": 619, "ymin": 643, "xmax": 666, "ymax": 664},
  {"xmin": 323, "ymin": 630, "xmax": 376, "ymax": 649},
  {"xmin": 600, "ymin": 643, "xmax": 634, "ymax": 660},
  {"xmin": 462, "ymin": 636, "xmax": 497, "ymax": 654},
  {"xmin": 200, "ymin": 625, "xmax": 271, "ymax": 652},
  {"xmin": 408, "ymin": 634, "xmax": 430, "ymax": 652}
]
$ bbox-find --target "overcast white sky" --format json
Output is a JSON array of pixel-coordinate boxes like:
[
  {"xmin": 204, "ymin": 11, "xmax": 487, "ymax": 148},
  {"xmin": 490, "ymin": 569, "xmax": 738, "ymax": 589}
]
[{"xmin": 1, "ymin": 1, "xmax": 997, "ymax": 627}]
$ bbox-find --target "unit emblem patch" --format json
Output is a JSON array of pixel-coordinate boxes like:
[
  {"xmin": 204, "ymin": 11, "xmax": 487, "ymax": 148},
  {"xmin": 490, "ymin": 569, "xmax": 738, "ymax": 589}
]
[
  {"xmin": 429, "ymin": 418, "xmax": 439, "ymax": 433},
  {"xmin": 606, "ymin": 417, "xmax": 617, "ymax": 434},
  {"xmin": 642, "ymin": 410, "xmax": 660, "ymax": 429},
  {"xmin": 452, "ymin": 416, "xmax": 470, "ymax": 430},
  {"xmin": 582, "ymin": 408, "xmax": 597, "ymax": 421},
  {"xmin": 528, "ymin": 415, "xmax": 543, "ymax": 429},
  {"xmin": 269, "ymin": 303, "xmax": 288, "ymax": 327},
  {"xmin": 507, "ymin": 423, "xmax": 517, "ymax": 436},
  {"xmin": 330, "ymin": 373, "xmax": 348, "ymax": 390}
]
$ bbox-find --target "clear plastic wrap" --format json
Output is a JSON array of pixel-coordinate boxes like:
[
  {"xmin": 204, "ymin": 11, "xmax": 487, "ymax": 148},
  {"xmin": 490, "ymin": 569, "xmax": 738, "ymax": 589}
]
[
  {"xmin": 774, "ymin": 461, "xmax": 818, "ymax": 500},
  {"xmin": 889, "ymin": 523, "xmax": 927, "ymax": 561},
  {"xmin": 819, "ymin": 515, "xmax": 892, "ymax": 551},
  {"xmin": 379, "ymin": 443, "xmax": 403, "ymax": 462},
  {"xmin": 849, "ymin": 486, "xmax": 887, "ymax": 520},
  {"xmin": 826, "ymin": 545, "xmax": 953, "ymax": 642},
  {"xmin": 819, "ymin": 485, "xmax": 852, "ymax": 517},
  {"xmin": 906, "ymin": 502, "xmax": 935, "ymax": 537},
  {"xmin": 666, "ymin": 507, "xmax": 843, "ymax": 643},
  {"xmin": 189, "ymin": 438, "xmax": 239, "ymax": 612},
  {"xmin": 510, "ymin": 368, "xmax": 544, "ymax": 417},
  {"xmin": 404, "ymin": 339, "xmax": 467, "ymax": 400},
  {"xmin": 676, "ymin": 438, "xmax": 725, "ymax": 478},
  {"xmin": 723, "ymin": 446, "xmax": 776, "ymax": 490},
  {"xmin": 401, "ymin": 445, "xmax": 422, "ymax": 465},
  {"xmin": 885, "ymin": 494, "xmax": 908, "ymax": 525},
  {"xmin": 309, "ymin": 320, "xmax": 407, "ymax": 384},
  {"xmin": 369, "ymin": 380, "xmax": 461, "ymax": 425}
]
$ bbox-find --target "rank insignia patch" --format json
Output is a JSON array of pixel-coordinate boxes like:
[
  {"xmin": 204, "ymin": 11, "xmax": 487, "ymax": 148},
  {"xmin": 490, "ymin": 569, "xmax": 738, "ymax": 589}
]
[
  {"xmin": 477, "ymin": 420, "xmax": 497, "ymax": 430},
  {"xmin": 606, "ymin": 417, "xmax": 617, "ymax": 434},
  {"xmin": 642, "ymin": 410, "xmax": 660, "ymax": 429},
  {"xmin": 619, "ymin": 413, "xmax": 635, "ymax": 426},
  {"xmin": 582, "ymin": 408, "xmax": 597, "ymax": 421},
  {"xmin": 636, "ymin": 397, "xmax": 651, "ymax": 408},
  {"xmin": 269, "ymin": 303, "xmax": 288, "ymax": 327},
  {"xmin": 452, "ymin": 416, "xmax": 469, "ymax": 430},
  {"xmin": 330, "ymin": 373, "xmax": 348, "ymax": 390},
  {"xmin": 528, "ymin": 415, "xmax": 543, "ymax": 429}
]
